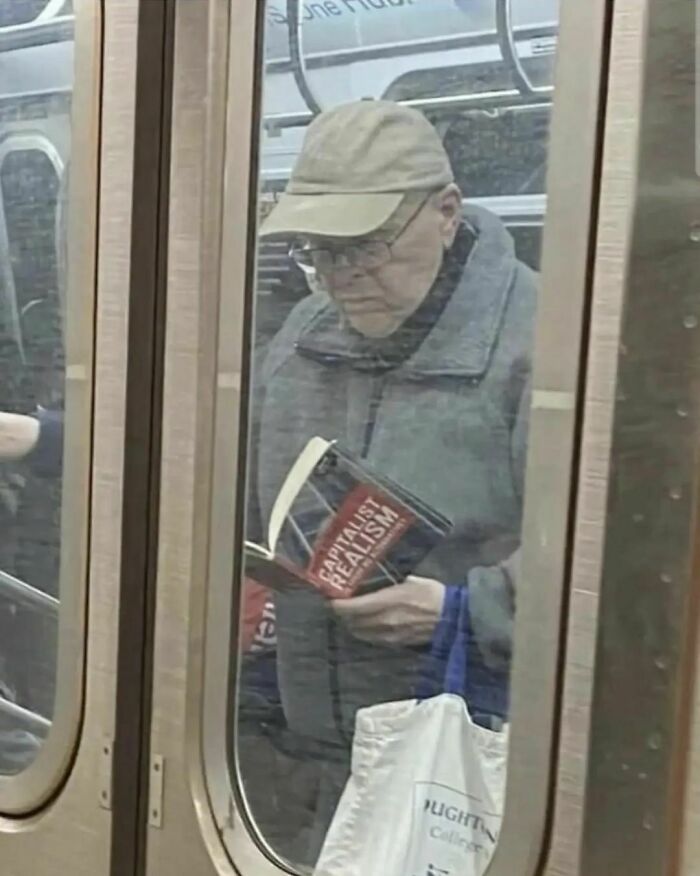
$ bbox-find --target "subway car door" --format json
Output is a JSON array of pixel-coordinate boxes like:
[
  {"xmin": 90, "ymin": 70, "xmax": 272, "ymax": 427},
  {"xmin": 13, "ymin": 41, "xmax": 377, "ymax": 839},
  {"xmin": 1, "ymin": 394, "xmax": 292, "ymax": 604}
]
[
  {"xmin": 144, "ymin": 0, "xmax": 700, "ymax": 876},
  {"xmin": 0, "ymin": 1, "xmax": 177, "ymax": 875},
  {"xmin": 4, "ymin": 0, "xmax": 700, "ymax": 876}
]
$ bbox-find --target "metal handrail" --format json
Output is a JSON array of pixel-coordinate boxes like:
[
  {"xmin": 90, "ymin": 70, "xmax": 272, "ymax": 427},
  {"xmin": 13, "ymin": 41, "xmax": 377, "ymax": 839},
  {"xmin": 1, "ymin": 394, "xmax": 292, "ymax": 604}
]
[
  {"xmin": 35, "ymin": 0, "xmax": 68, "ymax": 24},
  {"xmin": 263, "ymin": 88, "xmax": 553, "ymax": 133},
  {"xmin": 0, "ymin": 133, "xmax": 66, "ymax": 363},
  {"xmin": 287, "ymin": 0, "xmax": 322, "ymax": 116},
  {"xmin": 270, "ymin": 0, "xmax": 556, "ymax": 129},
  {"xmin": 0, "ymin": 695, "xmax": 50, "ymax": 733},
  {"xmin": 0, "ymin": 570, "xmax": 59, "ymax": 614},
  {"xmin": 401, "ymin": 89, "xmax": 553, "ymax": 113},
  {"xmin": 0, "ymin": 14, "xmax": 73, "ymax": 54},
  {"xmin": 495, "ymin": 0, "xmax": 551, "ymax": 97},
  {"xmin": 266, "ymin": 24, "xmax": 557, "ymax": 75}
]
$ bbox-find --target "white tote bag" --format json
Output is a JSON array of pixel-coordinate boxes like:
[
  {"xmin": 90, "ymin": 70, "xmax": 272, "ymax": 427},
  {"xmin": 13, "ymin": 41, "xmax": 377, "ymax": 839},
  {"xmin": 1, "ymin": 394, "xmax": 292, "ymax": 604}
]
[{"xmin": 314, "ymin": 693, "xmax": 508, "ymax": 876}]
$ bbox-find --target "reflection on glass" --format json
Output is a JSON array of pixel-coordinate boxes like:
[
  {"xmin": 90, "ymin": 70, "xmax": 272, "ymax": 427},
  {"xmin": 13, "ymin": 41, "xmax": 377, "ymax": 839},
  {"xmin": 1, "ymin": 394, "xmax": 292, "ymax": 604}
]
[
  {"xmin": 0, "ymin": 18, "xmax": 73, "ymax": 774},
  {"xmin": 0, "ymin": 0, "xmax": 58, "ymax": 28},
  {"xmin": 233, "ymin": 1, "xmax": 559, "ymax": 871}
]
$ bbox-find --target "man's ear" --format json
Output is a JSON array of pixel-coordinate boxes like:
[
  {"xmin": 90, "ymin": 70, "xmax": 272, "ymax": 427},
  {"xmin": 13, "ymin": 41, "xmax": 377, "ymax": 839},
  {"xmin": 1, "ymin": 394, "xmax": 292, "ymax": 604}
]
[{"xmin": 434, "ymin": 183, "xmax": 463, "ymax": 249}]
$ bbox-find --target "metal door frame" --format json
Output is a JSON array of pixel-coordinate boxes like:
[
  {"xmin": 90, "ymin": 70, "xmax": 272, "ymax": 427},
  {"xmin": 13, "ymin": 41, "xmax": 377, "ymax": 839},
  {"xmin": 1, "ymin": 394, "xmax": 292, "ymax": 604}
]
[
  {"xmin": 142, "ymin": 1, "xmax": 618, "ymax": 876},
  {"xmin": 0, "ymin": 1, "xmax": 160, "ymax": 874},
  {"xmin": 110, "ymin": 0, "xmax": 175, "ymax": 874}
]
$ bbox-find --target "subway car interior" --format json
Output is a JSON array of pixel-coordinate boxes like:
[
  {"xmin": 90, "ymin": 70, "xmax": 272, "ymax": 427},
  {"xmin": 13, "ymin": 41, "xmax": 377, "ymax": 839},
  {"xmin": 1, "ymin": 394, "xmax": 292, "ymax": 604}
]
[{"xmin": 0, "ymin": 1, "xmax": 699, "ymax": 876}]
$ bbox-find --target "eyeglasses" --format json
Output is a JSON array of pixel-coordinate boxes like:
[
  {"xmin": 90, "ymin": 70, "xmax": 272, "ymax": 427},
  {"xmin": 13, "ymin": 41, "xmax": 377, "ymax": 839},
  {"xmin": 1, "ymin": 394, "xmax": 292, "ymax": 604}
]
[
  {"xmin": 288, "ymin": 192, "xmax": 430, "ymax": 276},
  {"xmin": 289, "ymin": 239, "xmax": 392, "ymax": 274}
]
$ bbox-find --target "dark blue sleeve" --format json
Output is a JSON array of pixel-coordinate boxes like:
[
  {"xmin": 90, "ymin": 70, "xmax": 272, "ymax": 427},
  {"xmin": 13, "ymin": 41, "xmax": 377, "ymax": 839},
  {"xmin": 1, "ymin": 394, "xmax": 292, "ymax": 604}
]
[
  {"xmin": 26, "ymin": 408, "xmax": 64, "ymax": 478},
  {"xmin": 418, "ymin": 584, "xmax": 510, "ymax": 727},
  {"xmin": 416, "ymin": 585, "xmax": 462, "ymax": 700}
]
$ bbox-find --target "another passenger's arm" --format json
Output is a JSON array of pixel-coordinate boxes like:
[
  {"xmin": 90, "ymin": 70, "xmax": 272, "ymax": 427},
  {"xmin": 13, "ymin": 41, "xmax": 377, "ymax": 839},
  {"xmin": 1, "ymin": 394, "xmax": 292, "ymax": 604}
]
[
  {"xmin": 0, "ymin": 412, "xmax": 40, "ymax": 460},
  {"xmin": 0, "ymin": 409, "xmax": 65, "ymax": 478}
]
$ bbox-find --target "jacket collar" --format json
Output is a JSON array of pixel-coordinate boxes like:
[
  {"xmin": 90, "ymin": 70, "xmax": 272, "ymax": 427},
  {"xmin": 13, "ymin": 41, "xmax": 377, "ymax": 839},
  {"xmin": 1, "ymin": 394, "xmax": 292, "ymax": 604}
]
[{"xmin": 294, "ymin": 204, "xmax": 517, "ymax": 379}]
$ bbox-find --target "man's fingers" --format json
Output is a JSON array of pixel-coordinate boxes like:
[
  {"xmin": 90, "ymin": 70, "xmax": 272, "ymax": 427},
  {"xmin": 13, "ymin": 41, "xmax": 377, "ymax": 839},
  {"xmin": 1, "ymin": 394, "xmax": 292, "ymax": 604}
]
[
  {"xmin": 331, "ymin": 592, "xmax": 387, "ymax": 617},
  {"xmin": 334, "ymin": 610, "xmax": 393, "ymax": 643}
]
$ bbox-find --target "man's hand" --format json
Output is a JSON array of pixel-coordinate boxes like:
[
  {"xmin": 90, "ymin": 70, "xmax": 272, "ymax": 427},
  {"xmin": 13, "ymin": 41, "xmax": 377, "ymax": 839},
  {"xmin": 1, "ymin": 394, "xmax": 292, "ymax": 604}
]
[
  {"xmin": 332, "ymin": 575, "xmax": 445, "ymax": 646},
  {"xmin": 0, "ymin": 412, "xmax": 39, "ymax": 461}
]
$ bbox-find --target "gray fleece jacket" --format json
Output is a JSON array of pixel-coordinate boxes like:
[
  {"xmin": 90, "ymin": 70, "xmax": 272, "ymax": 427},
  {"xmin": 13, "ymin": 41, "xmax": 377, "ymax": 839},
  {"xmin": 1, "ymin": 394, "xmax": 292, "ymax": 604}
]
[{"xmin": 249, "ymin": 203, "xmax": 536, "ymax": 746}]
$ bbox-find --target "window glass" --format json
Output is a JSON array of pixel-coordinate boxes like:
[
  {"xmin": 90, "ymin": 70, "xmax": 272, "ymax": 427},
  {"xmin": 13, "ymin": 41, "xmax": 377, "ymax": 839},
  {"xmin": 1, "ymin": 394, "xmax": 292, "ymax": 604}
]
[
  {"xmin": 0, "ymin": 29, "xmax": 76, "ymax": 775},
  {"xmin": 232, "ymin": 1, "xmax": 558, "ymax": 871},
  {"xmin": 0, "ymin": 0, "xmax": 61, "ymax": 28}
]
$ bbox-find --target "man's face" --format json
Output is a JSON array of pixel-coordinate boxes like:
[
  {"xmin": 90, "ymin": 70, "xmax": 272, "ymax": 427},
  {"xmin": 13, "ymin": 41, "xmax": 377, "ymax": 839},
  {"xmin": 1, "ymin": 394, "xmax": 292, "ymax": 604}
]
[{"xmin": 300, "ymin": 185, "xmax": 462, "ymax": 339}]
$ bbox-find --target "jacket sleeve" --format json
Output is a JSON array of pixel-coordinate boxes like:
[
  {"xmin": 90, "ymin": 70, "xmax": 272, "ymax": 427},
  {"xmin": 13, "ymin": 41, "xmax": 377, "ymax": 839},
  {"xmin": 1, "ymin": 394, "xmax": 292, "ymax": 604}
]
[
  {"xmin": 467, "ymin": 372, "xmax": 531, "ymax": 671},
  {"xmin": 26, "ymin": 408, "xmax": 64, "ymax": 478},
  {"xmin": 467, "ymin": 549, "xmax": 519, "ymax": 671},
  {"xmin": 510, "ymin": 373, "xmax": 532, "ymax": 504}
]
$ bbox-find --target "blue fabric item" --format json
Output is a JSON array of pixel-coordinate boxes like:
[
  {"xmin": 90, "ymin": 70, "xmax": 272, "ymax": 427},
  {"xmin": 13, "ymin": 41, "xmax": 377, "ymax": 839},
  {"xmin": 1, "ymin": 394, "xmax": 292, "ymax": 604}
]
[
  {"xmin": 27, "ymin": 408, "xmax": 64, "ymax": 478},
  {"xmin": 418, "ymin": 585, "xmax": 510, "ymax": 727}
]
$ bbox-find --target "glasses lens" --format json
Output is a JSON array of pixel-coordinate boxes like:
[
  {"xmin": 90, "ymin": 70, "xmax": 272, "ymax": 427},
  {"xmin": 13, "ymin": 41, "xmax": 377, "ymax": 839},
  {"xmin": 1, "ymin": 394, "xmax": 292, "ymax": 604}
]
[
  {"xmin": 312, "ymin": 250, "xmax": 335, "ymax": 273},
  {"xmin": 353, "ymin": 241, "xmax": 389, "ymax": 269},
  {"xmin": 291, "ymin": 241, "xmax": 389, "ymax": 273}
]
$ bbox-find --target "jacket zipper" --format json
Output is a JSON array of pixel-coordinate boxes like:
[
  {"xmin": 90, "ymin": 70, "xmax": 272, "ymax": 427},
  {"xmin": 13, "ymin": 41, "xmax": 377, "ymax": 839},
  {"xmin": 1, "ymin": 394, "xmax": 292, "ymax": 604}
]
[{"xmin": 360, "ymin": 373, "xmax": 386, "ymax": 458}]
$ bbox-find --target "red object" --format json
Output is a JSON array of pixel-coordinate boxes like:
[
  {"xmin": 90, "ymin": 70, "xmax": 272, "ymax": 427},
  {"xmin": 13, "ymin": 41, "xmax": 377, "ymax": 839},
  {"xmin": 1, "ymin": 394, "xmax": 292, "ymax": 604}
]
[
  {"xmin": 241, "ymin": 578, "xmax": 276, "ymax": 652},
  {"xmin": 306, "ymin": 484, "xmax": 414, "ymax": 598}
]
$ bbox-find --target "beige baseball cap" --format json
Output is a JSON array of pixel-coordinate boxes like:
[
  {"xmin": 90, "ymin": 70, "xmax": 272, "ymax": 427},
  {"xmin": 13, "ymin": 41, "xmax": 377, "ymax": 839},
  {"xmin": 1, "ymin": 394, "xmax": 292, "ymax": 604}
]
[{"xmin": 261, "ymin": 100, "xmax": 454, "ymax": 239}]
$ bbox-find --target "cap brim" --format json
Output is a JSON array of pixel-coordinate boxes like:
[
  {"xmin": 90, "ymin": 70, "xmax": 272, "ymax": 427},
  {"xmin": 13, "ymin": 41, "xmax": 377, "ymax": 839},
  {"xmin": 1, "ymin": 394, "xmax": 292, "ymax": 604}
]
[{"xmin": 260, "ymin": 191, "xmax": 404, "ymax": 238}]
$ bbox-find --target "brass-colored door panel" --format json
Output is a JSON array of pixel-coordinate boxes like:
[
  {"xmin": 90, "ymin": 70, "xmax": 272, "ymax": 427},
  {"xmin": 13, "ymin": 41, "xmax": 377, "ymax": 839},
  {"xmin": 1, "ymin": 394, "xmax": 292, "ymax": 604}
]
[
  {"xmin": 144, "ymin": 2, "xmax": 611, "ymax": 876},
  {"xmin": 145, "ymin": 2, "xmax": 700, "ymax": 876},
  {"xmin": 542, "ymin": 0, "xmax": 647, "ymax": 870}
]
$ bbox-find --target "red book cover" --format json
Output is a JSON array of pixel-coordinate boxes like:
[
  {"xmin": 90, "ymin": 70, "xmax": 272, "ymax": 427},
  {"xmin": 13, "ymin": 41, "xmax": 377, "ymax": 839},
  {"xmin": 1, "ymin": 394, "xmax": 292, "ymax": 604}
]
[
  {"xmin": 306, "ymin": 484, "xmax": 415, "ymax": 598},
  {"xmin": 241, "ymin": 579, "xmax": 276, "ymax": 652},
  {"xmin": 243, "ymin": 438, "xmax": 451, "ymax": 600}
]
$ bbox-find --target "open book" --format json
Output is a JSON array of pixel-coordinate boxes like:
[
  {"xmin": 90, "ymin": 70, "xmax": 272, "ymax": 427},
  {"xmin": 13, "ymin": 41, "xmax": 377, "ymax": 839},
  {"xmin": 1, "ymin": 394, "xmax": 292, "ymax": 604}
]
[{"xmin": 245, "ymin": 437, "xmax": 452, "ymax": 599}]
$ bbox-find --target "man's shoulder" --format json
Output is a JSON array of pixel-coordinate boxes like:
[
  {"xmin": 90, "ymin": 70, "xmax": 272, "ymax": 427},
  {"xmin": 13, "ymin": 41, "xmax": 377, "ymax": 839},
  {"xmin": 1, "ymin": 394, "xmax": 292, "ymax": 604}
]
[
  {"xmin": 508, "ymin": 259, "xmax": 538, "ymax": 323},
  {"xmin": 492, "ymin": 258, "xmax": 538, "ymax": 370},
  {"xmin": 513, "ymin": 257, "xmax": 538, "ymax": 296}
]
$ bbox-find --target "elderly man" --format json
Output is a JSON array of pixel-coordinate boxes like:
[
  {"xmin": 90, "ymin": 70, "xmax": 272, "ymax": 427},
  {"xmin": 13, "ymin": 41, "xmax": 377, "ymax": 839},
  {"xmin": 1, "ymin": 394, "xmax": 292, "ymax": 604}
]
[{"xmin": 248, "ymin": 98, "xmax": 536, "ymax": 862}]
